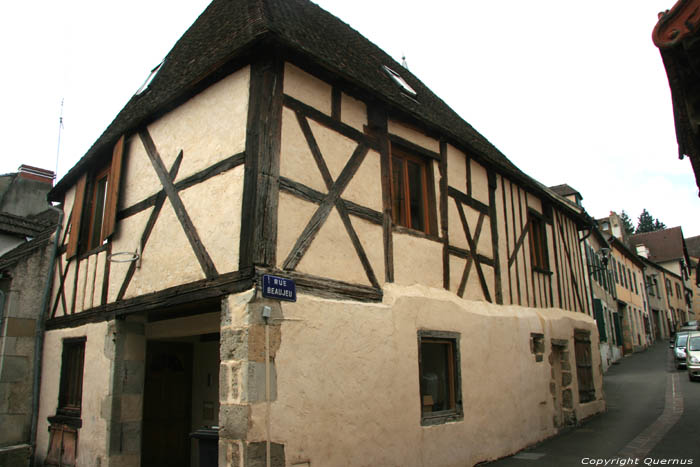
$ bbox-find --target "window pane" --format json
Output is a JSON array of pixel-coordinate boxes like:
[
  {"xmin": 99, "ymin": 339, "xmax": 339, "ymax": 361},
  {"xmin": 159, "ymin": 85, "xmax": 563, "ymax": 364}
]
[
  {"xmin": 391, "ymin": 157, "xmax": 405, "ymax": 227},
  {"xmin": 59, "ymin": 339, "xmax": 85, "ymax": 416},
  {"xmin": 420, "ymin": 341, "xmax": 453, "ymax": 412},
  {"xmin": 406, "ymin": 160, "xmax": 425, "ymax": 232},
  {"xmin": 89, "ymin": 175, "xmax": 108, "ymax": 250}
]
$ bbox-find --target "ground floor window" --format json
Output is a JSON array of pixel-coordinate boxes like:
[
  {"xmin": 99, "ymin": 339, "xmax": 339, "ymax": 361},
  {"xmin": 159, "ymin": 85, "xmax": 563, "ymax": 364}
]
[
  {"xmin": 573, "ymin": 330, "xmax": 595, "ymax": 403},
  {"xmin": 57, "ymin": 337, "xmax": 86, "ymax": 417},
  {"xmin": 418, "ymin": 330, "xmax": 462, "ymax": 425}
]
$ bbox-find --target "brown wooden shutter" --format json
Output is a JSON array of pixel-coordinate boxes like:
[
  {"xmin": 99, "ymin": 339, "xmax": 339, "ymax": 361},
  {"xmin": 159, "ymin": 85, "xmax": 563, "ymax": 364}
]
[
  {"xmin": 101, "ymin": 135, "xmax": 125, "ymax": 240},
  {"xmin": 66, "ymin": 174, "xmax": 87, "ymax": 259}
]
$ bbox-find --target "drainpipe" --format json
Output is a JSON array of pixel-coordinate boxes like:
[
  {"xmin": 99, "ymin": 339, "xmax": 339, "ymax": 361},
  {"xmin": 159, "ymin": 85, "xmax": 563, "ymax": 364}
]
[
  {"xmin": 0, "ymin": 288, "xmax": 7, "ymax": 384},
  {"xmin": 262, "ymin": 305, "xmax": 272, "ymax": 467},
  {"xmin": 30, "ymin": 208, "xmax": 63, "ymax": 466}
]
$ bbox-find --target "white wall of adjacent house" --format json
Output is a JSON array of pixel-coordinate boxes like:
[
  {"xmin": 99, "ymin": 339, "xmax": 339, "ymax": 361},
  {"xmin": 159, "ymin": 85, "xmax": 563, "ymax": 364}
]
[
  {"xmin": 36, "ymin": 323, "xmax": 112, "ymax": 466},
  {"xmin": 243, "ymin": 284, "xmax": 604, "ymax": 467}
]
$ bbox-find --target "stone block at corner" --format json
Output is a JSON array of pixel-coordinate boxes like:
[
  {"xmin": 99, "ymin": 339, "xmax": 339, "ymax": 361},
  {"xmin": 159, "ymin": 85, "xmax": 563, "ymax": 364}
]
[{"xmin": 219, "ymin": 404, "xmax": 250, "ymax": 439}]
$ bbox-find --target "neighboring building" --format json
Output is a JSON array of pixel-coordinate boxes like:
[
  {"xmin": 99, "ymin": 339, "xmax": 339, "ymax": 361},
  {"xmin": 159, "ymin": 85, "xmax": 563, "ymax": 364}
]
[
  {"xmin": 640, "ymin": 257, "xmax": 672, "ymax": 340},
  {"xmin": 686, "ymin": 235, "xmax": 700, "ymax": 320},
  {"xmin": 550, "ymin": 184, "xmax": 583, "ymax": 208},
  {"xmin": 608, "ymin": 236, "xmax": 649, "ymax": 353},
  {"xmin": 0, "ymin": 166, "xmax": 58, "ymax": 466},
  {"xmin": 550, "ymin": 184, "xmax": 622, "ymax": 370},
  {"xmin": 0, "ymin": 166, "xmax": 55, "ymax": 256},
  {"xmin": 631, "ymin": 227, "xmax": 694, "ymax": 324},
  {"xmin": 582, "ymin": 227, "xmax": 622, "ymax": 371},
  {"xmin": 34, "ymin": 1, "xmax": 604, "ymax": 466},
  {"xmin": 653, "ymin": 0, "xmax": 700, "ymax": 194},
  {"xmin": 598, "ymin": 211, "xmax": 632, "ymax": 246}
]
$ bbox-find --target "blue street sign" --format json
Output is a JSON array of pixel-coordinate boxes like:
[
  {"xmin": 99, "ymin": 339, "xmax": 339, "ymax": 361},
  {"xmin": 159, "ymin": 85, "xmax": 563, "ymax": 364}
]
[{"xmin": 262, "ymin": 274, "xmax": 297, "ymax": 302}]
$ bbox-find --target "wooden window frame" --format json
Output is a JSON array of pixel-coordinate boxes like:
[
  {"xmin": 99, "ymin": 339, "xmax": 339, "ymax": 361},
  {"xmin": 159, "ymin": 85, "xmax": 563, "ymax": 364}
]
[
  {"xmin": 86, "ymin": 165, "xmax": 110, "ymax": 252},
  {"xmin": 528, "ymin": 210, "xmax": 550, "ymax": 273},
  {"xmin": 389, "ymin": 144, "xmax": 437, "ymax": 236},
  {"xmin": 56, "ymin": 337, "xmax": 86, "ymax": 419},
  {"xmin": 417, "ymin": 330, "xmax": 462, "ymax": 426}
]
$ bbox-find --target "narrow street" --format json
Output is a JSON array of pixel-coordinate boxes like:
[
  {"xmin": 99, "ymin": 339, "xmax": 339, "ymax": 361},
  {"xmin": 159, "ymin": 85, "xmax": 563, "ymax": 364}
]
[{"xmin": 485, "ymin": 342, "xmax": 699, "ymax": 466}]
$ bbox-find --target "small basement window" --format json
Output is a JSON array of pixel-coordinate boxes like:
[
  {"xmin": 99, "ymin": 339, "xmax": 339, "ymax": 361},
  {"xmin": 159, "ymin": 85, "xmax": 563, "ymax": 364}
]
[
  {"xmin": 418, "ymin": 330, "xmax": 462, "ymax": 425},
  {"xmin": 382, "ymin": 65, "xmax": 417, "ymax": 97}
]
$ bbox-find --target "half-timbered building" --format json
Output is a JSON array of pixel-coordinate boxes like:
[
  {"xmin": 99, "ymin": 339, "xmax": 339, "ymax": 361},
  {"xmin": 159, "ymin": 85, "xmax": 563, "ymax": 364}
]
[{"xmin": 35, "ymin": 1, "xmax": 604, "ymax": 466}]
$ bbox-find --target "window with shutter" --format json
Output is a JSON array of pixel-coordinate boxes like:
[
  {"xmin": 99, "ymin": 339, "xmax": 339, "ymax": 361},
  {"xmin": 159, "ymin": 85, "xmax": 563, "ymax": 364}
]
[{"xmin": 66, "ymin": 136, "xmax": 124, "ymax": 258}]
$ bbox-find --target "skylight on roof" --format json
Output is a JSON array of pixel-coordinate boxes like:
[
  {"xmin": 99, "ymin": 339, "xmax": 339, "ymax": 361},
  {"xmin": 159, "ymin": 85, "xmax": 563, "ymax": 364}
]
[
  {"xmin": 135, "ymin": 60, "xmax": 165, "ymax": 95},
  {"xmin": 382, "ymin": 65, "xmax": 416, "ymax": 97}
]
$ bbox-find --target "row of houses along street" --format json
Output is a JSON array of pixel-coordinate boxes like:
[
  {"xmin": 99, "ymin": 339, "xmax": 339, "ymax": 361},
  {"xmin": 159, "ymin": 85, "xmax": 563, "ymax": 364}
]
[{"xmin": 1, "ymin": 0, "xmax": 700, "ymax": 466}]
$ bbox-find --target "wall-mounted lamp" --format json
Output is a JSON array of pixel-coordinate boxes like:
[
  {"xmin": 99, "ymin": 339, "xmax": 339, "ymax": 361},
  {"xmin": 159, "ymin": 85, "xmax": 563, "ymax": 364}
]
[{"xmin": 589, "ymin": 247, "xmax": 611, "ymax": 274}]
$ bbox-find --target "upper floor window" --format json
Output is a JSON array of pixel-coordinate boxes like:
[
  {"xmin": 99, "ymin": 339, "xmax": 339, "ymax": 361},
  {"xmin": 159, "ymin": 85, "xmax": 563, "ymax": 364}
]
[
  {"xmin": 66, "ymin": 136, "xmax": 124, "ymax": 259},
  {"xmin": 633, "ymin": 272, "xmax": 638, "ymax": 294},
  {"xmin": 675, "ymin": 283, "xmax": 682, "ymax": 299},
  {"xmin": 528, "ymin": 212, "xmax": 549, "ymax": 272},
  {"xmin": 390, "ymin": 145, "xmax": 435, "ymax": 235}
]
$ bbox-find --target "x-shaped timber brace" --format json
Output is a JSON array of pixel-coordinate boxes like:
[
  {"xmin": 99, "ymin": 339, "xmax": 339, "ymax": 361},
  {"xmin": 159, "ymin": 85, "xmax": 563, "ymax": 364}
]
[
  {"xmin": 447, "ymin": 188, "xmax": 493, "ymax": 302},
  {"xmin": 281, "ymin": 111, "xmax": 379, "ymax": 289}
]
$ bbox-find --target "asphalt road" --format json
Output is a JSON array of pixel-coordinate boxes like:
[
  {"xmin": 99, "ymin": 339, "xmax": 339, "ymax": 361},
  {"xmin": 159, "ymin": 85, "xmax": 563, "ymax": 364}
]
[{"xmin": 484, "ymin": 342, "xmax": 699, "ymax": 466}]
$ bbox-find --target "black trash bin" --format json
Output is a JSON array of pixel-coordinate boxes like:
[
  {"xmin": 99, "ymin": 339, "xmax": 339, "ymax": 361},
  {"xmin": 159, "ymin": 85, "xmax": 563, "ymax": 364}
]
[{"xmin": 190, "ymin": 427, "xmax": 219, "ymax": 467}]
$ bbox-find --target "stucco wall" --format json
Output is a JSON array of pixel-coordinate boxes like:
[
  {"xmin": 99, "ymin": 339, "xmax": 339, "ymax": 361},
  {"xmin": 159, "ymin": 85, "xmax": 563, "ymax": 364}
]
[
  {"xmin": 243, "ymin": 284, "xmax": 604, "ymax": 467},
  {"xmin": 36, "ymin": 322, "xmax": 112, "ymax": 467},
  {"xmin": 0, "ymin": 236, "xmax": 55, "ymax": 447}
]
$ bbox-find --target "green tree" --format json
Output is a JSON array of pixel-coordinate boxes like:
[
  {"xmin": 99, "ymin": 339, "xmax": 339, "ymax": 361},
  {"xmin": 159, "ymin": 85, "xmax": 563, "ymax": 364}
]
[
  {"xmin": 635, "ymin": 209, "xmax": 666, "ymax": 233},
  {"xmin": 620, "ymin": 210, "xmax": 634, "ymax": 236}
]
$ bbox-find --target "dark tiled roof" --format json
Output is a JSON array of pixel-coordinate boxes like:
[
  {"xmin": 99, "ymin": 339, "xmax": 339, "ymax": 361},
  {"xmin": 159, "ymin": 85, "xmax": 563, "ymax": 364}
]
[
  {"xmin": 686, "ymin": 234, "xmax": 700, "ymax": 258},
  {"xmin": 0, "ymin": 226, "xmax": 55, "ymax": 271},
  {"xmin": 653, "ymin": 0, "xmax": 700, "ymax": 193},
  {"xmin": 49, "ymin": 0, "xmax": 577, "ymax": 219},
  {"xmin": 0, "ymin": 212, "xmax": 51, "ymax": 237},
  {"xmin": 630, "ymin": 227, "xmax": 686, "ymax": 264},
  {"xmin": 549, "ymin": 184, "xmax": 581, "ymax": 198}
]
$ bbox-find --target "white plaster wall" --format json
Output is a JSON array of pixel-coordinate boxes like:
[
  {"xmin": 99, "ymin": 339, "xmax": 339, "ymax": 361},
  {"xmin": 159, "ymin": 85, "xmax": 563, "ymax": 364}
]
[
  {"xmin": 179, "ymin": 165, "xmax": 244, "ymax": 273},
  {"xmin": 470, "ymin": 159, "xmax": 489, "ymax": 206},
  {"xmin": 388, "ymin": 121, "xmax": 439, "ymax": 153},
  {"xmin": 447, "ymin": 144, "xmax": 467, "ymax": 193},
  {"xmin": 248, "ymin": 284, "xmax": 604, "ymax": 467},
  {"xmin": 393, "ymin": 234, "xmax": 443, "ymax": 289},
  {"xmin": 280, "ymin": 108, "xmax": 328, "ymax": 194},
  {"xmin": 124, "ymin": 201, "xmax": 205, "ymax": 298},
  {"xmin": 341, "ymin": 92, "xmax": 367, "ymax": 132},
  {"xmin": 36, "ymin": 323, "xmax": 112, "ymax": 467},
  {"xmin": 284, "ymin": 63, "xmax": 331, "ymax": 115},
  {"xmin": 107, "ymin": 208, "xmax": 153, "ymax": 303},
  {"xmin": 111, "ymin": 164, "xmax": 244, "ymax": 301},
  {"xmin": 121, "ymin": 67, "xmax": 249, "ymax": 208},
  {"xmin": 344, "ymin": 149, "xmax": 383, "ymax": 213}
]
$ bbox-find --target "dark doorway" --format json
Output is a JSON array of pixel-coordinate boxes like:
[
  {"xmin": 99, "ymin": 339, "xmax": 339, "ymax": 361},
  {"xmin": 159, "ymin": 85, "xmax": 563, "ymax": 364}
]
[{"xmin": 141, "ymin": 341, "xmax": 193, "ymax": 467}]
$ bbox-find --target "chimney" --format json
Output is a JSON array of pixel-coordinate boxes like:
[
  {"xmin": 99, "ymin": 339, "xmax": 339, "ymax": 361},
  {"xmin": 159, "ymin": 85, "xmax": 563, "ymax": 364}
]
[
  {"xmin": 18, "ymin": 165, "xmax": 55, "ymax": 185},
  {"xmin": 636, "ymin": 244, "xmax": 650, "ymax": 258}
]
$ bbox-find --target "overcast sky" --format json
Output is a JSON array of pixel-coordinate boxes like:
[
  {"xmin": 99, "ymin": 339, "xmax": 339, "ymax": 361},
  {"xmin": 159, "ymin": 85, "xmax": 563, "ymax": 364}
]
[{"xmin": 2, "ymin": 0, "xmax": 698, "ymax": 237}]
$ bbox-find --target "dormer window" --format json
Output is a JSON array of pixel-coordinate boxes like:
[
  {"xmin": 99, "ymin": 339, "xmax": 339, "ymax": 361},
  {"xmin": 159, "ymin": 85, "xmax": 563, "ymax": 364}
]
[{"xmin": 382, "ymin": 65, "xmax": 416, "ymax": 97}]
